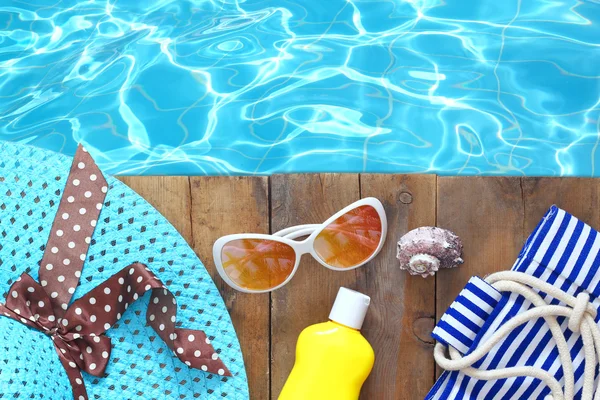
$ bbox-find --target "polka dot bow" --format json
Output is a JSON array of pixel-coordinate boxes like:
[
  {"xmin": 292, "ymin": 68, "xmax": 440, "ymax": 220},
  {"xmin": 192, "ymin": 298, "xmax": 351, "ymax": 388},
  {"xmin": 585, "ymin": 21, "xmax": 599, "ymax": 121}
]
[{"xmin": 0, "ymin": 146, "xmax": 230, "ymax": 400}]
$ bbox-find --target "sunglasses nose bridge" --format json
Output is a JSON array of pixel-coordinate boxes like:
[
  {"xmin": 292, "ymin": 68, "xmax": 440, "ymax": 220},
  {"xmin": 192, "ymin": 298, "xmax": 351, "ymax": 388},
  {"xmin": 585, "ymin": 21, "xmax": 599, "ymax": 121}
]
[{"xmin": 293, "ymin": 238, "xmax": 314, "ymax": 257}]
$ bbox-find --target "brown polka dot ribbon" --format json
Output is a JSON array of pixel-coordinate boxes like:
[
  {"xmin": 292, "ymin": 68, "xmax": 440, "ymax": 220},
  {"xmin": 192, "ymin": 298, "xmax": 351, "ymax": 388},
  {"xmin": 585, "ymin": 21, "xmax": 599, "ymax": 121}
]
[{"xmin": 0, "ymin": 145, "xmax": 231, "ymax": 400}]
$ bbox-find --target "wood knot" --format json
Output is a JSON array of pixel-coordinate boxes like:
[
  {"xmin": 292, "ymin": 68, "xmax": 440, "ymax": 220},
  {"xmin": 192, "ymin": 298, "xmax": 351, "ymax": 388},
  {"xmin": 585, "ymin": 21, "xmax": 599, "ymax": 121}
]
[
  {"xmin": 413, "ymin": 316, "xmax": 435, "ymax": 344},
  {"xmin": 399, "ymin": 191, "xmax": 413, "ymax": 204}
]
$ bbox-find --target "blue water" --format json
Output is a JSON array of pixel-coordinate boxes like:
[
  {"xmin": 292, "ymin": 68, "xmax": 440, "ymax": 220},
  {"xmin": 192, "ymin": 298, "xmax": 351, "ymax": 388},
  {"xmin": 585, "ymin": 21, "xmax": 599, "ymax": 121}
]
[{"xmin": 1, "ymin": 0, "xmax": 599, "ymax": 176}]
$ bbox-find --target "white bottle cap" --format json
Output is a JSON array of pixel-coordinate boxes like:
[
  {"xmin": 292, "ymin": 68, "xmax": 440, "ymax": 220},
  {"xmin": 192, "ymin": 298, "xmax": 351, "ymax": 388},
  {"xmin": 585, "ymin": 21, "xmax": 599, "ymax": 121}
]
[{"xmin": 329, "ymin": 287, "xmax": 371, "ymax": 330}]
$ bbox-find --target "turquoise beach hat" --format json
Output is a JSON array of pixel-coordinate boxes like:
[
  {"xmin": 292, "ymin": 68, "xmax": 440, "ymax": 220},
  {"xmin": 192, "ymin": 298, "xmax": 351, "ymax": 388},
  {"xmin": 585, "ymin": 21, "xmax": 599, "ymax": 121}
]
[{"xmin": 0, "ymin": 141, "xmax": 249, "ymax": 399}]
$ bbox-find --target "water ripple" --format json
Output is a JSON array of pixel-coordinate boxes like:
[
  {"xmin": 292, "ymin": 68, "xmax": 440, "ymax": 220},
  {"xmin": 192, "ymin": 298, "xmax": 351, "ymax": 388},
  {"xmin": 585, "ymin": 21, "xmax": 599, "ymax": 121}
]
[{"xmin": 0, "ymin": 0, "xmax": 599, "ymax": 176}]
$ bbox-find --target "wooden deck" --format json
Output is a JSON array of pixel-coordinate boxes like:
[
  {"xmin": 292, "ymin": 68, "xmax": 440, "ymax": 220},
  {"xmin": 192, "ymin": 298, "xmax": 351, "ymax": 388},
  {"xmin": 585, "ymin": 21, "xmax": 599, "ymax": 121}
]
[{"xmin": 118, "ymin": 175, "xmax": 600, "ymax": 400}]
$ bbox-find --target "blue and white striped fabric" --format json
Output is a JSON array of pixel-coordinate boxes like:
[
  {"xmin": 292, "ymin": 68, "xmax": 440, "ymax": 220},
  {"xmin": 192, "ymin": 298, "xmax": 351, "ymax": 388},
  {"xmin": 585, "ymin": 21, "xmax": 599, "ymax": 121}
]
[
  {"xmin": 432, "ymin": 277, "xmax": 502, "ymax": 355},
  {"xmin": 427, "ymin": 206, "xmax": 600, "ymax": 400}
]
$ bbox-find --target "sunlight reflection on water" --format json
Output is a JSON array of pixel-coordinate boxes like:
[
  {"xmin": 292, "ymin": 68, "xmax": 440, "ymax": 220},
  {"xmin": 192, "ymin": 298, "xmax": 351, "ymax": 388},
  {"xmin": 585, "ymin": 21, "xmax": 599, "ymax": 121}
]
[{"xmin": 1, "ymin": 0, "xmax": 599, "ymax": 175}]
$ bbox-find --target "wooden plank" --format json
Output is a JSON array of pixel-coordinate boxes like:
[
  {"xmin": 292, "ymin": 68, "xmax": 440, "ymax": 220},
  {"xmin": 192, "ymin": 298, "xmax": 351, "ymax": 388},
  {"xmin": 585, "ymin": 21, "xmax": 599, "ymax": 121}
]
[
  {"xmin": 189, "ymin": 177, "xmax": 271, "ymax": 400},
  {"xmin": 359, "ymin": 174, "xmax": 437, "ymax": 399},
  {"xmin": 522, "ymin": 177, "xmax": 600, "ymax": 232},
  {"xmin": 435, "ymin": 177, "xmax": 525, "ymax": 376},
  {"xmin": 270, "ymin": 174, "xmax": 361, "ymax": 399},
  {"xmin": 118, "ymin": 176, "xmax": 193, "ymax": 243},
  {"xmin": 121, "ymin": 176, "xmax": 271, "ymax": 398}
]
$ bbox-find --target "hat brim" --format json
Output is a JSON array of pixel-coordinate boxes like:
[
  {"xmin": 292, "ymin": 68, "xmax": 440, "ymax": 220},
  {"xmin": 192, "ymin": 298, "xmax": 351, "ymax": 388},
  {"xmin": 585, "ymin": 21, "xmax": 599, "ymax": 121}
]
[{"xmin": 0, "ymin": 141, "xmax": 249, "ymax": 399}]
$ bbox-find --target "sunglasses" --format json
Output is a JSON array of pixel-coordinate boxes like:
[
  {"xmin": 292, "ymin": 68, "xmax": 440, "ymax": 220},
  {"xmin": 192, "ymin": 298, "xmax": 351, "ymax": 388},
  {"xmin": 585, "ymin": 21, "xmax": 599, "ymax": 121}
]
[{"xmin": 213, "ymin": 198, "xmax": 387, "ymax": 293}]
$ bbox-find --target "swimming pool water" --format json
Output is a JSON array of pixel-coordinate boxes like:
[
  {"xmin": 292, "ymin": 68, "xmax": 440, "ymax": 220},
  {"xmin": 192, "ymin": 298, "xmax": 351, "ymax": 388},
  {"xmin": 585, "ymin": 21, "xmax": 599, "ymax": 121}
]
[{"xmin": 1, "ymin": 0, "xmax": 599, "ymax": 176}]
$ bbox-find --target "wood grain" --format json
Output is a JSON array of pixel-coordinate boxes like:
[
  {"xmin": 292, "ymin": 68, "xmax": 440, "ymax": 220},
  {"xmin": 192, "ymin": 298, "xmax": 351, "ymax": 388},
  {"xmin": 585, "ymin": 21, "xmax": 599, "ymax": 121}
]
[
  {"xmin": 435, "ymin": 177, "xmax": 525, "ymax": 378},
  {"xmin": 189, "ymin": 177, "xmax": 271, "ymax": 400},
  {"xmin": 359, "ymin": 174, "xmax": 437, "ymax": 399},
  {"xmin": 522, "ymin": 177, "xmax": 600, "ymax": 232},
  {"xmin": 270, "ymin": 174, "xmax": 361, "ymax": 399}
]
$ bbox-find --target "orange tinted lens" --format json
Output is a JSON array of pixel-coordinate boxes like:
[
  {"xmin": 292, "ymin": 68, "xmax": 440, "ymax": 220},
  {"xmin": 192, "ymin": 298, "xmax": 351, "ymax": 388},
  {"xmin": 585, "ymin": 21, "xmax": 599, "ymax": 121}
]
[
  {"xmin": 220, "ymin": 239, "xmax": 296, "ymax": 291},
  {"xmin": 314, "ymin": 205, "xmax": 382, "ymax": 268}
]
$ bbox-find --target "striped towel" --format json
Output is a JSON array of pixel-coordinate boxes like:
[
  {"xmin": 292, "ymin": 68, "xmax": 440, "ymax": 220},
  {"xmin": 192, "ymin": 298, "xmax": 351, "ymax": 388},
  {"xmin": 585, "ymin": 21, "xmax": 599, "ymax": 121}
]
[{"xmin": 427, "ymin": 206, "xmax": 600, "ymax": 400}]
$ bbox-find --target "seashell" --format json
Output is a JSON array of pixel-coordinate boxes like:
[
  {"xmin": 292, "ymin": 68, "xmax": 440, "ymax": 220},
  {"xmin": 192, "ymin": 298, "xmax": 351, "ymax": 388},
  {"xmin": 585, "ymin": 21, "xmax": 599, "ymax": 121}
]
[{"xmin": 397, "ymin": 227, "xmax": 463, "ymax": 278}]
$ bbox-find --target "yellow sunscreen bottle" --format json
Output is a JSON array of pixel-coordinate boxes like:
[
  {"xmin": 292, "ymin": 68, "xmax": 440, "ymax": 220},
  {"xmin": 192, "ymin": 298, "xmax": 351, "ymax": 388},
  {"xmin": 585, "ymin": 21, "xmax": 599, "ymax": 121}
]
[{"xmin": 278, "ymin": 287, "xmax": 374, "ymax": 400}]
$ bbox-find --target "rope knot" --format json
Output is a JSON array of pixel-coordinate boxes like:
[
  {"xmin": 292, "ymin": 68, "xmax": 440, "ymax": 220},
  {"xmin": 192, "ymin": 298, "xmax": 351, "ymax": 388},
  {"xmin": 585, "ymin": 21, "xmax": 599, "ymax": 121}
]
[
  {"xmin": 433, "ymin": 271, "xmax": 600, "ymax": 400},
  {"xmin": 568, "ymin": 292, "xmax": 590, "ymax": 333}
]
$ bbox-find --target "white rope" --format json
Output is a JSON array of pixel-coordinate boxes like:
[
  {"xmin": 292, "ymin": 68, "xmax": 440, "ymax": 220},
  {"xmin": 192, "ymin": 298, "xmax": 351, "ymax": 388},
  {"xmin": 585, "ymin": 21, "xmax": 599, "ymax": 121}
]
[{"xmin": 433, "ymin": 271, "xmax": 600, "ymax": 400}]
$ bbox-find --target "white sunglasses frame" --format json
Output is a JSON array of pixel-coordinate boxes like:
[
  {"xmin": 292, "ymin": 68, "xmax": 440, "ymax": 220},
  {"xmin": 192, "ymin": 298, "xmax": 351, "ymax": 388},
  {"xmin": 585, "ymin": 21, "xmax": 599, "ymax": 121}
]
[{"xmin": 212, "ymin": 197, "xmax": 387, "ymax": 293}]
